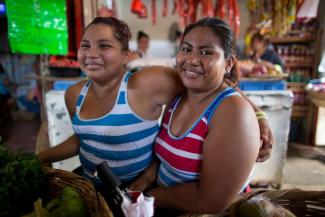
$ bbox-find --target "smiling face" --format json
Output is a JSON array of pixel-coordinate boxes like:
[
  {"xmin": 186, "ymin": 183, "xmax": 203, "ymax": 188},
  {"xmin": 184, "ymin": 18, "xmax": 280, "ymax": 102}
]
[
  {"xmin": 176, "ymin": 27, "xmax": 230, "ymax": 92},
  {"xmin": 138, "ymin": 36, "xmax": 149, "ymax": 53},
  {"xmin": 77, "ymin": 24, "xmax": 129, "ymax": 81},
  {"xmin": 250, "ymin": 37, "xmax": 265, "ymax": 56}
]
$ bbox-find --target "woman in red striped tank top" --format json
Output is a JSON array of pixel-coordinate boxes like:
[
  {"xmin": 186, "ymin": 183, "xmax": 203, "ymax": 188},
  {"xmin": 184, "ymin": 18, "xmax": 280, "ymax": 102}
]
[{"xmin": 130, "ymin": 17, "xmax": 261, "ymax": 215}]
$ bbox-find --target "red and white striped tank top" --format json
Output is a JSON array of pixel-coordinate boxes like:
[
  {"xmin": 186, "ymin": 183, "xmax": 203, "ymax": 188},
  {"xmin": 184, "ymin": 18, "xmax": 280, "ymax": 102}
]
[{"xmin": 155, "ymin": 88, "xmax": 247, "ymax": 187}]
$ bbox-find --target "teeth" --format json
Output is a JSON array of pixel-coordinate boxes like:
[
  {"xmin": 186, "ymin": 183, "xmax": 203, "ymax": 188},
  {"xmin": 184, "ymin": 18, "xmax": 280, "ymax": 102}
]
[{"xmin": 186, "ymin": 71, "xmax": 196, "ymax": 75}]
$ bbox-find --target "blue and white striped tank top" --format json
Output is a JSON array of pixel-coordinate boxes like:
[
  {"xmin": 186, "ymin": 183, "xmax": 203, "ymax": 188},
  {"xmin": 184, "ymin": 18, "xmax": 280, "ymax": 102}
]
[{"xmin": 72, "ymin": 72, "xmax": 160, "ymax": 182}]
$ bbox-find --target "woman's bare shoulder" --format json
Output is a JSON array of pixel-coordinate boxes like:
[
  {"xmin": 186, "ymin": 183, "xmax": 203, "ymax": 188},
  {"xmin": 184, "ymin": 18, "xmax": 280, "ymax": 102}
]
[{"xmin": 64, "ymin": 80, "xmax": 88, "ymax": 115}]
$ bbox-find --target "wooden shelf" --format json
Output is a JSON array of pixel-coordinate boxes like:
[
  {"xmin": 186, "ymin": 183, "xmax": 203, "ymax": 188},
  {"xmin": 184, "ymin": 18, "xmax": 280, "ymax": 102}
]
[
  {"xmin": 270, "ymin": 37, "xmax": 316, "ymax": 44},
  {"xmin": 292, "ymin": 105, "xmax": 308, "ymax": 109},
  {"xmin": 288, "ymin": 86, "xmax": 307, "ymax": 92},
  {"xmin": 285, "ymin": 63, "xmax": 314, "ymax": 68},
  {"xmin": 291, "ymin": 105, "xmax": 308, "ymax": 117},
  {"xmin": 287, "ymin": 82, "xmax": 307, "ymax": 88},
  {"xmin": 26, "ymin": 75, "xmax": 86, "ymax": 82}
]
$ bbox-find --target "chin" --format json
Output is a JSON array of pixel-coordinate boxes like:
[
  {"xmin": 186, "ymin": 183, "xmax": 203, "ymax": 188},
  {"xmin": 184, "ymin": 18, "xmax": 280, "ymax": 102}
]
[{"xmin": 182, "ymin": 79, "xmax": 201, "ymax": 90}]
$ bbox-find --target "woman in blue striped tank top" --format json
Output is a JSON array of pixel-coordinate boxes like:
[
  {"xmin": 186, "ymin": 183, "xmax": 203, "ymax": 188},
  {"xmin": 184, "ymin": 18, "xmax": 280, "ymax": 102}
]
[
  {"xmin": 37, "ymin": 17, "xmax": 185, "ymax": 184},
  {"xmin": 37, "ymin": 17, "xmax": 273, "ymax": 191}
]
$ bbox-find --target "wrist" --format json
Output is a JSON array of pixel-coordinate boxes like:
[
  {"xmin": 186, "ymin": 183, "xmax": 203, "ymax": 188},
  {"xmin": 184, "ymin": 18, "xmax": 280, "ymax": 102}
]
[{"xmin": 256, "ymin": 110, "xmax": 268, "ymax": 120}]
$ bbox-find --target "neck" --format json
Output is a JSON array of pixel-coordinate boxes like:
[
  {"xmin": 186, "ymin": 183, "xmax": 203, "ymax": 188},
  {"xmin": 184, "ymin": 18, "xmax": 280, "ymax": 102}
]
[
  {"xmin": 91, "ymin": 71, "xmax": 125, "ymax": 99},
  {"xmin": 186, "ymin": 82, "xmax": 227, "ymax": 105}
]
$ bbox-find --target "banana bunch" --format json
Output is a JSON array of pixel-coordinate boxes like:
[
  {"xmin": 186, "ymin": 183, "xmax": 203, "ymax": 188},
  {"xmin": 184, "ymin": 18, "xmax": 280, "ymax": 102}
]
[{"xmin": 22, "ymin": 187, "xmax": 89, "ymax": 217}]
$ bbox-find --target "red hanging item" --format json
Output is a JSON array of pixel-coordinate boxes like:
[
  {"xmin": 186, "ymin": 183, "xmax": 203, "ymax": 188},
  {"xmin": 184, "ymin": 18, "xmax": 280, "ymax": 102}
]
[
  {"xmin": 162, "ymin": 0, "xmax": 168, "ymax": 17},
  {"xmin": 200, "ymin": 0, "xmax": 214, "ymax": 17},
  {"xmin": 151, "ymin": 0, "xmax": 157, "ymax": 25},
  {"xmin": 177, "ymin": 0, "xmax": 195, "ymax": 17},
  {"xmin": 189, "ymin": 0, "xmax": 200, "ymax": 23},
  {"xmin": 172, "ymin": 0, "xmax": 179, "ymax": 15},
  {"xmin": 228, "ymin": 0, "xmax": 234, "ymax": 30},
  {"xmin": 131, "ymin": 0, "xmax": 147, "ymax": 18},
  {"xmin": 214, "ymin": 0, "xmax": 225, "ymax": 19},
  {"xmin": 232, "ymin": 0, "xmax": 240, "ymax": 36}
]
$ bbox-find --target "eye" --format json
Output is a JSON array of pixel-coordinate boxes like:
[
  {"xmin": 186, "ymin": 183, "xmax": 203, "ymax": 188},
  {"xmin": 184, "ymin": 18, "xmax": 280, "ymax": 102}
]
[
  {"xmin": 181, "ymin": 46, "xmax": 190, "ymax": 53},
  {"xmin": 80, "ymin": 43, "xmax": 89, "ymax": 48},
  {"xmin": 99, "ymin": 44, "xmax": 112, "ymax": 48},
  {"xmin": 200, "ymin": 50, "xmax": 213, "ymax": 56}
]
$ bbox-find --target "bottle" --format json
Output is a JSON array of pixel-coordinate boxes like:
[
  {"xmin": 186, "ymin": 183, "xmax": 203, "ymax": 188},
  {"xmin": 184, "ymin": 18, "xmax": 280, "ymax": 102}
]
[{"xmin": 96, "ymin": 161, "xmax": 134, "ymax": 217}]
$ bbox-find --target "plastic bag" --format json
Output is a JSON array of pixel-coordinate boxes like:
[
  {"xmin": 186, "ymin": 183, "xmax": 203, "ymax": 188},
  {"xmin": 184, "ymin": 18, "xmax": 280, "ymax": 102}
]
[{"xmin": 121, "ymin": 191, "xmax": 154, "ymax": 217}]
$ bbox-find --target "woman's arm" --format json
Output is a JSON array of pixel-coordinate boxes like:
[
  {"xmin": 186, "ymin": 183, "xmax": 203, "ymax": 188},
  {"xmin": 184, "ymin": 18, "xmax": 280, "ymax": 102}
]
[
  {"xmin": 129, "ymin": 158, "xmax": 159, "ymax": 191},
  {"xmin": 37, "ymin": 135, "xmax": 79, "ymax": 164},
  {"xmin": 134, "ymin": 66, "xmax": 185, "ymax": 106},
  {"xmin": 225, "ymin": 80, "xmax": 274, "ymax": 162},
  {"xmin": 148, "ymin": 97, "xmax": 260, "ymax": 213}
]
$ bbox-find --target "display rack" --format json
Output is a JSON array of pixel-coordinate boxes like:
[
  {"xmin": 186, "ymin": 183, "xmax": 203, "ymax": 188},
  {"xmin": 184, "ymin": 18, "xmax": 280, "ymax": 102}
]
[{"xmin": 272, "ymin": 25, "xmax": 323, "ymax": 144}]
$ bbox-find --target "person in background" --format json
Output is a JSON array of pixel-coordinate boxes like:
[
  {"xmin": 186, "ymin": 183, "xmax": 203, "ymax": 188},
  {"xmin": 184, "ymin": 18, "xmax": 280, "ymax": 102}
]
[
  {"xmin": 129, "ymin": 30, "xmax": 150, "ymax": 61},
  {"xmin": 37, "ymin": 16, "xmax": 273, "ymax": 213},
  {"xmin": 16, "ymin": 62, "xmax": 41, "ymax": 115},
  {"xmin": 0, "ymin": 62, "xmax": 14, "ymax": 124},
  {"xmin": 250, "ymin": 32, "xmax": 284, "ymax": 71},
  {"xmin": 130, "ymin": 17, "xmax": 261, "ymax": 215},
  {"xmin": 17, "ymin": 83, "xmax": 40, "ymax": 115}
]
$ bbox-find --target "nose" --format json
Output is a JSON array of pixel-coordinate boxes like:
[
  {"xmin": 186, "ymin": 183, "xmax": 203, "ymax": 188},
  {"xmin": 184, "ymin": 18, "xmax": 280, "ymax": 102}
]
[
  {"xmin": 186, "ymin": 51, "xmax": 200, "ymax": 66},
  {"xmin": 86, "ymin": 47, "xmax": 99, "ymax": 58}
]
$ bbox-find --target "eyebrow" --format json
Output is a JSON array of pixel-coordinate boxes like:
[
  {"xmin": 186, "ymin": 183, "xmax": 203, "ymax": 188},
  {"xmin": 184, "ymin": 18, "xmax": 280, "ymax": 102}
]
[
  {"xmin": 182, "ymin": 41, "xmax": 215, "ymax": 49},
  {"xmin": 81, "ymin": 39, "xmax": 113, "ymax": 43}
]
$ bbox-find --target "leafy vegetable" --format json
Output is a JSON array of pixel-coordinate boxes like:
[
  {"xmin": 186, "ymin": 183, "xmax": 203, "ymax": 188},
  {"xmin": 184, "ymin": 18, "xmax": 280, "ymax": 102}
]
[{"xmin": 0, "ymin": 144, "xmax": 47, "ymax": 217}]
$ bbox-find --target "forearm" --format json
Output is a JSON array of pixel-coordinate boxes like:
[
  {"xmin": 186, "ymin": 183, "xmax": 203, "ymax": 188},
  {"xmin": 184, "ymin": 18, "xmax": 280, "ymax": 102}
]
[
  {"xmin": 37, "ymin": 135, "xmax": 79, "ymax": 164},
  {"xmin": 142, "ymin": 157, "xmax": 159, "ymax": 183},
  {"xmin": 149, "ymin": 183, "xmax": 228, "ymax": 214},
  {"xmin": 129, "ymin": 157, "xmax": 159, "ymax": 191}
]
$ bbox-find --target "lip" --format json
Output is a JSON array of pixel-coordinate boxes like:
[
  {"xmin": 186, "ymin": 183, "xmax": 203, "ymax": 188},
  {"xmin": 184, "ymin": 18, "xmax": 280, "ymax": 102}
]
[
  {"xmin": 181, "ymin": 68, "xmax": 204, "ymax": 79},
  {"xmin": 85, "ymin": 63, "xmax": 104, "ymax": 70}
]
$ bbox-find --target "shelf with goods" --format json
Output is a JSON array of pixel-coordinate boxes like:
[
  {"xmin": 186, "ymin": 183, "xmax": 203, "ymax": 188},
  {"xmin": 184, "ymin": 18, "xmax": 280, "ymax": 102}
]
[
  {"xmin": 271, "ymin": 21, "xmax": 322, "ymax": 144},
  {"xmin": 246, "ymin": 0, "xmax": 322, "ymax": 144}
]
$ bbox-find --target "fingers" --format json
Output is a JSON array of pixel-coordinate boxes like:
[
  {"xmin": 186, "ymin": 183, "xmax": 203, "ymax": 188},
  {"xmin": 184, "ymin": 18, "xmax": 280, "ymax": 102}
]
[
  {"xmin": 256, "ymin": 146, "xmax": 272, "ymax": 162},
  {"xmin": 128, "ymin": 180, "xmax": 147, "ymax": 192},
  {"xmin": 261, "ymin": 135, "xmax": 273, "ymax": 149}
]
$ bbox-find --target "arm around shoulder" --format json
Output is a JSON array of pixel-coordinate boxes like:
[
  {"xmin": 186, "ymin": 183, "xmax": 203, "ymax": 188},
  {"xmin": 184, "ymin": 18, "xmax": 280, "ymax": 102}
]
[{"xmin": 134, "ymin": 66, "xmax": 185, "ymax": 106}]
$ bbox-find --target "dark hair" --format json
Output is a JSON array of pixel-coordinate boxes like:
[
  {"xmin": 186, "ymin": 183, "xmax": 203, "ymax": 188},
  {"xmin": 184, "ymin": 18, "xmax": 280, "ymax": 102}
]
[
  {"xmin": 137, "ymin": 31, "xmax": 149, "ymax": 41},
  {"xmin": 182, "ymin": 17, "xmax": 238, "ymax": 84},
  {"xmin": 84, "ymin": 17, "xmax": 131, "ymax": 51},
  {"xmin": 251, "ymin": 32, "xmax": 269, "ymax": 44}
]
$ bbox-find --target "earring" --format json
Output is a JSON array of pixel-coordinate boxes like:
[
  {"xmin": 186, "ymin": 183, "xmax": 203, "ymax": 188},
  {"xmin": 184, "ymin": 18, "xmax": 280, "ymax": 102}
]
[{"xmin": 225, "ymin": 68, "xmax": 231, "ymax": 78}]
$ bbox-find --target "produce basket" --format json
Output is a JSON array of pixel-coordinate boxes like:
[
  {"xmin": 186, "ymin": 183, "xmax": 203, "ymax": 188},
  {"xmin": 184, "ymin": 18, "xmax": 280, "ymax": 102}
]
[
  {"xmin": 307, "ymin": 90, "xmax": 325, "ymax": 107},
  {"xmin": 44, "ymin": 166, "xmax": 113, "ymax": 217},
  {"xmin": 180, "ymin": 189, "xmax": 325, "ymax": 217}
]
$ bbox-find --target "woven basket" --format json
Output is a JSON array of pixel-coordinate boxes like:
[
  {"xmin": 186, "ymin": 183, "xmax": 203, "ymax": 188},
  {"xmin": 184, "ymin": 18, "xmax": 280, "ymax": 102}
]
[
  {"xmin": 44, "ymin": 167, "xmax": 113, "ymax": 217},
  {"xmin": 224, "ymin": 189, "xmax": 325, "ymax": 217},
  {"xmin": 307, "ymin": 90, "xmax": 325, "ymax": 107},
  {"xmin": 179, "ymin": 189, "xmax": 325, "ymax": 217}
]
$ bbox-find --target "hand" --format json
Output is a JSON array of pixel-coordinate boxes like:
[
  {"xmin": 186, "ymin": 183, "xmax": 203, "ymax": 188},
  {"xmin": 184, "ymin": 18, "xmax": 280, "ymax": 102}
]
[
  {"xmin": 256, "ymin": 118, "xmax": 274, "ymax": 162},
  {"xmin": 129, "ymin": 175, "xmax": 153, "ymax": 192}
]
